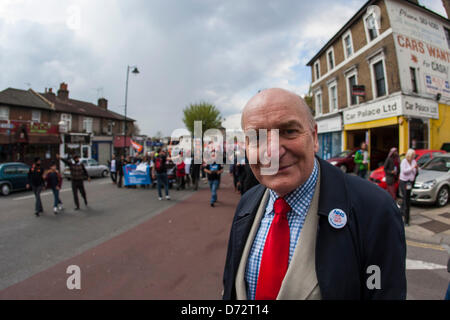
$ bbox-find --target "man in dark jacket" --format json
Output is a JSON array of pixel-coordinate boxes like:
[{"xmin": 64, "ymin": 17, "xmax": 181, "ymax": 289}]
[
  {"xmin": 27, "ymin": 157, "xmax": 45, "ymax": 217},
  {"xmin": 384, "ymin": 147, "xmax": 399, "ymax": 200},
  {"xmin": 57, "ymin": 154, "xmax": 90, "ymax": 210},
  {"xmin": 223, "ymin": 88, "xmax": 406, "ymax": 300},
  {"xmin": 116, "ymin": 155, "xmax": 126, "ymax": 188}
]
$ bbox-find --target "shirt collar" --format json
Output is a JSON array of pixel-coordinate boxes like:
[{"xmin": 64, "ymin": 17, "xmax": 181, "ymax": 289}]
[{"xmin": 265, "ymin": 159, "xmax": 319, "ymax": 217}]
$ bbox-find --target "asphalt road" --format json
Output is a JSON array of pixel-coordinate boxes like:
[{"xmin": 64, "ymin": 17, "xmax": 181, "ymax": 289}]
[{"xmin": 0, "ymin": 175, "xmax": 448, "ymax": 299}]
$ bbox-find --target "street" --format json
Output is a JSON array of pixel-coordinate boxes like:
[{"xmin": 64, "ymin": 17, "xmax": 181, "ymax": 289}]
[{"xmin": 0, "ymin": 174, "xmax": 449, "ymax": 300}]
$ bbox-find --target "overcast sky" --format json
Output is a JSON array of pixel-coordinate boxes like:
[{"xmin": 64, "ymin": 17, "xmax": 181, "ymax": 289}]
[{"xmin": 0, "ymin": 0, "xmax": 446, "ymax": 136}]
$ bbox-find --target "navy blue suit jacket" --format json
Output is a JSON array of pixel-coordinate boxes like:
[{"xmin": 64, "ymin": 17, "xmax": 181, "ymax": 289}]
[{"xmin": 222, "ymin": 158, "xmax": 406, "ymax": 300}]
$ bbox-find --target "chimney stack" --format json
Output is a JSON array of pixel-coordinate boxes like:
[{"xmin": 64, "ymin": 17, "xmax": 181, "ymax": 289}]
[
  {"xmin": 57, "ymin": 82, "xmax": 69, "ymax": 100},
  {"xmin": 46, "ymin": 87, "xmax": 56, "ymax": 100},
  {"xmin": 98, "ymin": 98, "xmax": 108, "ymax": 109},
  {"xmin": 443, "ymin": 0, "xmax": 450, "ymax": 18}
]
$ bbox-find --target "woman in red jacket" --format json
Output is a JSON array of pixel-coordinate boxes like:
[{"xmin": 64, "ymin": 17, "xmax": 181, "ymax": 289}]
[{"xmin": 176, "ymin": 153, "xmax": 186, "ymax": 191}]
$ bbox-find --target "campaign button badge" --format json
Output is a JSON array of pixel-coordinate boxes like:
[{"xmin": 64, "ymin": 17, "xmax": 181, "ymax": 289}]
[{"xmin": 328, "ymin": 209, "xmax": 347, "ymax": 229}]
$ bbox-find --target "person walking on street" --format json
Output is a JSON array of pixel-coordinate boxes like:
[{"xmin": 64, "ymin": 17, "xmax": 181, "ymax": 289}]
[
  {"xmin": 191, "ymin": 157, "xmax": 201, "ymax": 191},
  {"xmin": 354, "ymin": 142, "xmax": 369, "ymax": 179},
  {"xmin": 184, "ymin": 155, "xmax": 192, "ymax": 189},
  {"xmin": 384, "ymin": 147, "xmax": 400, "ymax": 201},
  {"xmin": 57, "ymin": 154, "xmax": 90, "ymax": 210},
  {"xmin": 399, "ymin": 149, "xmax": 418, "ymax": 226},
  {"xmin": 27, "ymin": 157, "xmax": 45, "ymax": 217},
  {"xmin": 110, "ymin": 154, "xmax": 117, "ymax": 184},
  {"xmin": 205, "ymin": 160, "xmax": 223, "ymax": 207},
  {"xmin": 117, "ymin": 155, "xmax": 126, "ymax": 188},
  {"xmin": 176, "ymin": 153, "xmax": 186, "ymax": 190},
  {"xmin": 152, "ymin": 149, "xmax": 170, "ymax": 200},
  {"xmin": 43, "ymin": 161, "xmax": 63, "ymax": 214}
]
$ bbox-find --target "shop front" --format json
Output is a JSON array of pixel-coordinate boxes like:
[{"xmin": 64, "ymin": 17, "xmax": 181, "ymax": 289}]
[
  {"xmin": 0, "ymin": 121, "xmax": 60, "ymax": 166},
  {"xmin": 62, "ymin": 133, "xmax": 91, "ymax": 160},
  {"xmin": 114, "ymin": 136, "xmax": 132, "ymax": 156},
  {"xmin": 316, "ymin": 113, "xmax": 343, "ymax": 160},
  {"xmin": 343, "ymin": 94, "xmax": 439, "ymax": 170},
  {"xmin": 92, "ymin": 136, "xmax": 113, "ymax": 165}
]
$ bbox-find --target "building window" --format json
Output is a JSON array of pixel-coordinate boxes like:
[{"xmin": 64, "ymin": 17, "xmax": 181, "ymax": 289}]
[
  {"xmin": 0, "ymin": 106, "xmax": 9, "ymax": 120},
  {"xmin": 314, "ymin": 61, "xmax": 320, "ymax": 81},
  {"xmin": 32, "ymin": 110, "xmax": 41, "ymax": 122},
  {"xmin": 410, "ymin": 118, "xmax": 429, "ymax": 149},
  {"xmin": 327, "ymin": 48, "xmax": 335, "ymax": 71},
  {"xmin": 444, "ymin": 27, "xmax": 450, "ymax": 49},
  {"xmin": 343, "ymin": 32, "xmax": 353, "ymax": 59},
  {"xmin": 372, "ymin": 60, "xmax": 387, "ymax": 98},
  {"xmin": 107, "ymin": 121, "xmax": 113, "ymax": 135},
  {"xmin": 61, "ymin": 113, "xmax": 72, "ymax": 131},
  {"xmin": 328, "ymin": 82, "xmax": 338, "ymax": 112},
  {"xmin": 83, "ymin": 117, "xmax": 93, "ymax": 133},
  {"xmin": 410, "ymin": 67, "xmax": 418, "ymax": 93},
  {"xmin": 348, "ymin": 74, "xmax": 358, "ymax": 106},
  {"xmin": 315, "ymin": 92, "xmax": 323, "ymax": 116},
  {"xmin": 365, "ymin": 13, "xmax": 379, "ymax": 42}
]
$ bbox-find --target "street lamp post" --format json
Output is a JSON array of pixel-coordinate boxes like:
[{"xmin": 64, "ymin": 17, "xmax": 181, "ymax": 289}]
[{"xmin": 124, "ymin": 65, "xmax": 140, "ymax": 156}]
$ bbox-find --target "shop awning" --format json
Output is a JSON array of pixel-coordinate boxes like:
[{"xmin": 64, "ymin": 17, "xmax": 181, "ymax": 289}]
[{"xmin": 114, "ymin": 136, "xmax": 132, "ymax": 148}]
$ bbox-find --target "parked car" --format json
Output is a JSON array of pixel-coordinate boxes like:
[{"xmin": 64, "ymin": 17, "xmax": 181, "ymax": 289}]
[
  {"xmin": 369, "ymin": 150, "xmax": 446, "ymax": 194},
  {"xmin": 327, "ymin": 149, "xmax": 357, "ymax": 173},
  {"xmin": 411, "ymin": 154, "xmax": 450, "ymax": 207},
  {"xmin": 441, "ymin": 142, "xmax": 450, "ymax": 153},
  {"xmin": 0, "ymin": 162, "xmax": 30, "ymax": 196},
  {"xmin": 64, "ymin": 158, "xmax": 109, "ymax": 179}
]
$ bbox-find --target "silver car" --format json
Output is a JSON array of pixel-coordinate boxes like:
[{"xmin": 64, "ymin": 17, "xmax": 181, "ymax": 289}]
[
  {"xmin": 64, "ymin": 158, "xmax": 109, "ymax": 179},
  {"xmin": 411, "ymin": 154, "xmax": 450, "ymax": 207}
]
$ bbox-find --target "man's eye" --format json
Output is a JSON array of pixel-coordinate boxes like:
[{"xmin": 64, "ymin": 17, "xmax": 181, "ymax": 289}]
[{"xmin": 282, "ymin": 129, "xmax": 297, "ymax": 135}]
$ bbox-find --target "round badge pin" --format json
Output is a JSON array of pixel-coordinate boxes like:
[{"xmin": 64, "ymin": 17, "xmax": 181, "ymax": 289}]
[{"xmin": 328, "ymin": 209, "xmax": 347, "ymax": 229}]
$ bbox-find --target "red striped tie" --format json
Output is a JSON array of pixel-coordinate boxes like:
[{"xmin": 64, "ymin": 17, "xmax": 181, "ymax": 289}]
[{"xmin": 255, "ymin": 197, "xmax": 291, "ymax": 300}]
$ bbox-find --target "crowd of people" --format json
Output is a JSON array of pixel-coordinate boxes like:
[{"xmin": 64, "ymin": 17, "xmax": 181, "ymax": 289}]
[
  {"xmin": 108, "ymin": 148, "xmax": 233, "ymax": 207},
  {"xmin": 353, "ymin": 142, "xmax": 418, "ymax": 226}
]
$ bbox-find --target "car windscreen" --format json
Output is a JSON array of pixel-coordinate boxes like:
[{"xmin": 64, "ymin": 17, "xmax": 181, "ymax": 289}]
[
  {"xmin": 422, "ymin": 157, "xmax": 450, "ymax": 172},
  {"xmin": 333, "ymin": 150, "xmax": 350, "ymax": 158}
]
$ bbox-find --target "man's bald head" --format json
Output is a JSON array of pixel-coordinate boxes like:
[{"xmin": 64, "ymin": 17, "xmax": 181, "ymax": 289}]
[
  {"xmin": 241, "ymin": 88, "xmax": 315, "ymax": 131},
  {"xmin": 240, "ymin": 87, "xmax": 319, "ymax": 197}
]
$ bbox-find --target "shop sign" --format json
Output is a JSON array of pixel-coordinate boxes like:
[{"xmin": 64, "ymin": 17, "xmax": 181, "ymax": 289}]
[
  {"xmin": 343, "ymin": 96, "xmax": 402, "ymax": 125},
  {"xmin": 352, "ymin": 85, "xmax": 366, "ymax": 96},
  {"xmin": 317, "ymin": 115, "xmax": 343, "ymax": 133},
  {"xmin": 386, "ymin": 1, "xmax": 446, "ymax": 48},
  {"xmin": 424, "ymin": 74, "xmax": 450, "ymax": 97},
  {"xmin": 403, "ymin": 96, "xmax": 439, "ymax": 119}
]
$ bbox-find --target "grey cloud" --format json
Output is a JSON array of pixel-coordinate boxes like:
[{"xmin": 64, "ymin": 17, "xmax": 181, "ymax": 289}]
[{"xmin": 0, "ymin": 0, "xmax": 366, "ymax": 136}]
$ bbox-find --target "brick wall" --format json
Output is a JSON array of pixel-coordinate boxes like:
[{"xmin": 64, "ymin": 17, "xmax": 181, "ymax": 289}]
[{"xmin": 310, "ymin": 0, "xmax": 399, "ymax": 115}]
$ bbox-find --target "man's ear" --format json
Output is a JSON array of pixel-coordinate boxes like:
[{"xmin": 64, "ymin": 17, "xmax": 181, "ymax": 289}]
[{"xmin": 313, "ymin": 124, "xmax": 319, "ymax": 153}]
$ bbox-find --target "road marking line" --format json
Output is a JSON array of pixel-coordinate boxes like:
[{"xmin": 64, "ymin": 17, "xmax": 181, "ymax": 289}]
[
  {"xmin": 406, "ymin": 240, "xmax": 445, "ymax": 251},
  {"xmin": 13, "ymin": 188, "xmax": 71, "ymax": 201},
  {"xmin": 406, "ymin": 258, "xmax": 446, "ymax": 270}
]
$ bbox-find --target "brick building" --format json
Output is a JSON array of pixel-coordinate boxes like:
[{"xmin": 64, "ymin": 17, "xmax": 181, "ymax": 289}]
[
  {"xmin": 0, "ymin": 83, "xmax": 135, "ymax": 168},
  {"xmin": 0, "ymin": 88, "xmax": 60, "ymax": 167},
  {"xmin": 307, "ymin": 0, "xmax": 450, "ymax": 170},
  {"xmin": 41, "ymin": 83, "xmax": 135, "ymax": 166}
]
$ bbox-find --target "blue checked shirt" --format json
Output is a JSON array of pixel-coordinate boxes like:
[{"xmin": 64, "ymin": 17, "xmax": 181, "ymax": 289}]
[{"xmin": 244, "ymin": 159, "xmax": 319, "ymax": 300}]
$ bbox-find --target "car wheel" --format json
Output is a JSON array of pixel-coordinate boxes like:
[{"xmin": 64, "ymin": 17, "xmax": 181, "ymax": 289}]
[
  {"xmin": 102, "ymin": 170, "xmax": 109, "ymax": 177},
  {"xmin": 1, "ymin": 184, "xmax": 11, "ymax": 196},
  {"xmin": 436, "ymin": 186, "xmax": 449, "ymax": 207},
  {"xmin": 340, "ymin": 165, "xmax": 347, "ymax": 173}
]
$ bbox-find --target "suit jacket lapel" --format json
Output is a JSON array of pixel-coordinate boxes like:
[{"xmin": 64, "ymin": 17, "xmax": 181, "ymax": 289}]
[
  {"xmin": 277, "ymin": 167, "xmax": 322, "ymax": 300},
  {"xmin": 235, "ymin": 189, "xmax": 270, "ymax": 300}
]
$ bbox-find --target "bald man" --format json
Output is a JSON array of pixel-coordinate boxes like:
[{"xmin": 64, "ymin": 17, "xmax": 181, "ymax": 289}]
[{"xmin": 222, "ymin": 88, "xmax": 406, "ymax": 300}]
